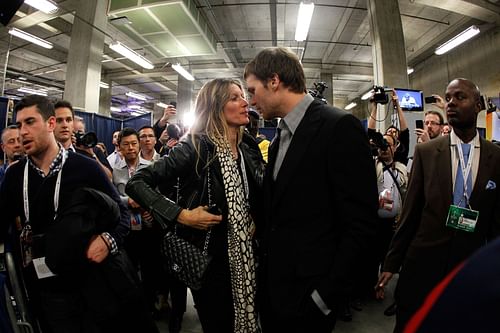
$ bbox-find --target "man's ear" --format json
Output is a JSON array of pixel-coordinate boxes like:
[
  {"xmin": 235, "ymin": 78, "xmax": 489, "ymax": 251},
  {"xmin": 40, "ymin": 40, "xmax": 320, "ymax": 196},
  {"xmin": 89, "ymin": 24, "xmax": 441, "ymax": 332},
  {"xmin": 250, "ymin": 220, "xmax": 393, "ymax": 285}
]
[
  {"xmin": 47, "ymin": 116, "xmax": 56, "ymax": 131},
  {"xmin": 269, "ymin": 73, "xmax": 280, "ymax": 91}
]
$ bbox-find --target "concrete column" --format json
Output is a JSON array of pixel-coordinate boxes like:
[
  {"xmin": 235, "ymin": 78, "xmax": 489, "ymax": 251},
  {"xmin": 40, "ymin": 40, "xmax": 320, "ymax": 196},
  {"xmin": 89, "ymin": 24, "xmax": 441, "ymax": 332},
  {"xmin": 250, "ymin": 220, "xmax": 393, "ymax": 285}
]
[
  {"xmin": 177, "ymin": 74, "xmax": 193, "ymax": 126},
  {"xmin": 367, "ymin": 0, "xmax": 408, "ymax": 131},
  {"xmin": 320, "ymin": 72, "xmax": 333, "ymax": 105},
  {"xmin": 64, "ymin": 0, "xmax": 107, "ymax": 112},
  {"xmin": 98, "ymin": 75, "xmax": 111, "ymax": 116}
]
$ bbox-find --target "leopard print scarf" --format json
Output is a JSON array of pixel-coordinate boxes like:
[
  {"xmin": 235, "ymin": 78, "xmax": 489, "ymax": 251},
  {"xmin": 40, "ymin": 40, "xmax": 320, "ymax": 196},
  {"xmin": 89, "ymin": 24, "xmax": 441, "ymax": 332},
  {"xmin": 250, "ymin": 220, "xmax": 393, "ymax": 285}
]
[{"xmin": 215, "ymin": 141, "xmax": 259, "ymax": 332}]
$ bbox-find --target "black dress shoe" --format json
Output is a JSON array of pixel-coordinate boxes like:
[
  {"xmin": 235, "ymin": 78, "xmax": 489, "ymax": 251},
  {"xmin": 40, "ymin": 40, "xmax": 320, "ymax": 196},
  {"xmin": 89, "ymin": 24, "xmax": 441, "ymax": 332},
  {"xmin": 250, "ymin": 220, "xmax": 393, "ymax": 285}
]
[
  {"xmin": 384, "ymin": 302, "xmax": 397, "ymax": 316},
  {"xmin": 339, "ymin": 305, "xmax": 353, "ymax": 322}
]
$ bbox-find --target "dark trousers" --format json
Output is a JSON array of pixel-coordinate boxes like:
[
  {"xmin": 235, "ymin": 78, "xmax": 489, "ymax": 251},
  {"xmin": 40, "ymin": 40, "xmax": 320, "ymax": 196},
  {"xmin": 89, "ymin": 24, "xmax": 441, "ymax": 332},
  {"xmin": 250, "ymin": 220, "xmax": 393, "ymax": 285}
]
[
  {"xmin": 260, "ymin": 293, "xmax": 336, "ymax": 333},
  {"xmin": 191, "ymin": 253, "xmax": 234, "ymax": 333}
]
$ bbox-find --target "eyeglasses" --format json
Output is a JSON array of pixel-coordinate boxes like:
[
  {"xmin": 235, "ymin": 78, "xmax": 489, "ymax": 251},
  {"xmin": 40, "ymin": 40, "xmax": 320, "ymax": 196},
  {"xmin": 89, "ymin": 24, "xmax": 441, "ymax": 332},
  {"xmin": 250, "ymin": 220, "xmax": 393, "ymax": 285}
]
[
  {"xmin": 424, "ymin": 121, "xmax": 441, "ymax": 126},
  {"xmin": 139, "ymin": 134, "xmax": 155, "ymax": 139}
]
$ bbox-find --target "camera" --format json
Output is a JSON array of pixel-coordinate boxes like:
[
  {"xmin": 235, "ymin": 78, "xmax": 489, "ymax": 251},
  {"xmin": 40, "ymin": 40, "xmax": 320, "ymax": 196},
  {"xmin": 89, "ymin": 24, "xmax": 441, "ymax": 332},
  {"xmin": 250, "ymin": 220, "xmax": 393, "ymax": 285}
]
[
  {"xmin": 75, "ymin": 131, "xmax": 98, "ymax": 148},
  {"xmin": 308, "ymin": 82, "xmax": 328, "ymax": 104},
  {"xmin": 424, "ymin": 96, "xmax": 437, "ymax": 104},
  {"xmin": 372, "ymin": 85, "xmax": 392, "ymax": 105},
  {"xmin": 166, "ymin": 123, "xmax": 181, "ymax": 140},
  {"xmin": 368, "ymin": 131, "xmax": 389, "ymax": 156}
]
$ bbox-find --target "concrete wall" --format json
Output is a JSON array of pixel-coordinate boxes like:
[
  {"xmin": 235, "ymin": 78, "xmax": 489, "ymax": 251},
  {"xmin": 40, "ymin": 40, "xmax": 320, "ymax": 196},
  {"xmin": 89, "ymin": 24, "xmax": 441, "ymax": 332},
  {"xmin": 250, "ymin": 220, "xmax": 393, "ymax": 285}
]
[{"xmin": 410, "ymin": 26, "xmax": 500, "ymax": 127}]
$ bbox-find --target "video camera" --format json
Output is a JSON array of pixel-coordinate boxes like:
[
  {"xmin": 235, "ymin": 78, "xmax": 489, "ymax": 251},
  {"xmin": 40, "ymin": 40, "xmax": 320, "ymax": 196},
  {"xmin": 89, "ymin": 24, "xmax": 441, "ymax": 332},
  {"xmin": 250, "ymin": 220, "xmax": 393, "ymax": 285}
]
[
  {"xmin": 372, "ymin": 85, "xmax": 393, "ymax": 105},
  {"xmin": 166, "ymin": 123, "xmax": 181, "ymax": 140},
  {"xmin": 75, "ymin": 131, "xmax": 98, "ymax": 148},
  {"xmin": 309, "ymin": 82, "xmax": 328, "ymax": 104},
  {"xmin": 369, "ymin": 131, "xmax": 389, "ymax": 157}
]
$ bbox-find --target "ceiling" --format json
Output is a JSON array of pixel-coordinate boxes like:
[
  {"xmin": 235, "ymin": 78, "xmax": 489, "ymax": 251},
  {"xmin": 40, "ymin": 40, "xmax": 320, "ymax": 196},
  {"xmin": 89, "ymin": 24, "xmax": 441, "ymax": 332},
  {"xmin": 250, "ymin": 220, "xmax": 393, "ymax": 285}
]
[{"xmin": 0, "ymin": 0, "xmax": 499, "ymax": 117}]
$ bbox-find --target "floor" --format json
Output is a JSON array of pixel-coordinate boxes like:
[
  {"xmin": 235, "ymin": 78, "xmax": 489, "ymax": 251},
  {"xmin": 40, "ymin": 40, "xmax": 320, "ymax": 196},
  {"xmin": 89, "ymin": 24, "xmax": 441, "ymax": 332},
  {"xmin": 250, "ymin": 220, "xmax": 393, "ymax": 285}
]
[{"xmin": 155, "ymin": 277, "xmax": 398, "ymax": 333}]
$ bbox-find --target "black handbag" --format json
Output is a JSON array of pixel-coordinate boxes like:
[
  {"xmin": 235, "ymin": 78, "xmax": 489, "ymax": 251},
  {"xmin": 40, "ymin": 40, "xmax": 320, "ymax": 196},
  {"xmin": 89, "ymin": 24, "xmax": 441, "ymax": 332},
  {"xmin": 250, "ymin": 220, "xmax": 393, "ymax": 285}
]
[{"xmin": 159, "ymin": 155, "xmax": 213, "ymax": 291}]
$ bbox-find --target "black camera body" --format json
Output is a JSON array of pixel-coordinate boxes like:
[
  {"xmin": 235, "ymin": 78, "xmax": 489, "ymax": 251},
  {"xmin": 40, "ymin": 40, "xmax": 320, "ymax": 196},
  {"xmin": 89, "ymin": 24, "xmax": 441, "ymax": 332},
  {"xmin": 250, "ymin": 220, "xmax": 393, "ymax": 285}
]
[
  {"xmin": 369, "ymin": 131, "xmax": 389, "ymax": 156},
  {"xmin": 309, "ymin": 81, "xmax": 328, "ymax": 104},
  {"xmin": 372, "ymin": 85, "xmax": 392, "ymax": 105},
  {"xmin": 75, "ymin": 131, "xmax": 98, "ymax": 148},
  {"xmin": 166, "ymin": 123, "xmax": 181, "ymax": 140}
]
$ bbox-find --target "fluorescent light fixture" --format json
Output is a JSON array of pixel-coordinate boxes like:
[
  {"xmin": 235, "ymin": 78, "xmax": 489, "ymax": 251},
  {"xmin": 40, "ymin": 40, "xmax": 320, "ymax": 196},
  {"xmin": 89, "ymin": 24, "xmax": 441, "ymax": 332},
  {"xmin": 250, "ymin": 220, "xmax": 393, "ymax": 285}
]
[
  {"xmin": 361, "ymin": 90, "xmax": 373, "ymax": 100},
  {"xmin": 172, "ymin": 63, "xmax": 195, "ymax": 81},
  {"xmin": 345, "ymin": 102, "xmax": 357, "ymax": 110},
  {"xmin": 24, "ymin": 0, "xmax": 58, "ymax": 14},
  {"xmin": 126, "ymin": 91, "xmax": 147, "ymax": 101},
  {"xmin": 435, "ymin": 25, "xmax": 480, "ymax": 55},
  {"xmin": 128, "ymin": 104, "xmax": 141, "ymax": 110},
  {"xmin": 109, "ymin": 41, "xmax": 154, "ymax": 69},
  {"xmin": 8, "ymin": 28, "xmax": 53, "ymax": 49},
  {"xmin": 407, "ymin": 67, "xmax": 414, "ymax": 75},
  {"xmin": 99, "ymin": 81, "xmax": 109, "ymax": 89},
  {"xmin": 18, "ymin": 76, "xmax": 27, "ymax": 80},
  {"xmin": 110, "ymin": 106, "xmax": 121, "ymax": 112},
  {"xmin": 157, "ymin": 102, "xmax": 169, "ymax": 108},
  {"xmin": 294, "ymin": 2, "xmax": 315, "ymax": 41},
  {"xmin": 18, "ymin": 87, "xmax": 48, "ymax": 96}
]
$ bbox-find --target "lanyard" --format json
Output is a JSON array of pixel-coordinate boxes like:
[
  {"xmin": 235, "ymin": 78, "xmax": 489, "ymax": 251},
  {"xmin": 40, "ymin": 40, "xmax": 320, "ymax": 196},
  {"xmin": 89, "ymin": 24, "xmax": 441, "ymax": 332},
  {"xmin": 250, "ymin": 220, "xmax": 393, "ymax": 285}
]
[
  {"xmin": 23, "ymin": 153, "xmax": 66, "ymax": 223},
  {"xmin": 456, "ymin": 142, "xmax": 474, "ymax": 202}
]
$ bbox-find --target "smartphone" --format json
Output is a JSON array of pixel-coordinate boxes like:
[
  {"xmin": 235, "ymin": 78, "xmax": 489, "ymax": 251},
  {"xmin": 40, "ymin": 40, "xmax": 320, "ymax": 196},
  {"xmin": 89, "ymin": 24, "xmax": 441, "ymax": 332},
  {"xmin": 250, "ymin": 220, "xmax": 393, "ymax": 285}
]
[
  {"xmin": 169, "ymin": 101, "xmax": 177, "ymax": 108},
  {"xmin": 424, "ymin": 96, "xmax": 437, "ymax": 104},
  {"xmin": 415, "ymin": 120, "xmax": 424, "ymax": 129},
  {"xmin": 207, "ymin": 205, "xmax": 222, "ymax": 215}
]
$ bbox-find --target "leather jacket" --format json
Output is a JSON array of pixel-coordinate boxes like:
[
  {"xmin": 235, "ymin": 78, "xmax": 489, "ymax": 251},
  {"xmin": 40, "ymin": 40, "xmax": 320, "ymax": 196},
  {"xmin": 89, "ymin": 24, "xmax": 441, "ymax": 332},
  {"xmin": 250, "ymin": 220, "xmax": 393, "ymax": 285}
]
[{"xmin": 126, "ymin": 132, "xmax": 265, "ymax": 255}]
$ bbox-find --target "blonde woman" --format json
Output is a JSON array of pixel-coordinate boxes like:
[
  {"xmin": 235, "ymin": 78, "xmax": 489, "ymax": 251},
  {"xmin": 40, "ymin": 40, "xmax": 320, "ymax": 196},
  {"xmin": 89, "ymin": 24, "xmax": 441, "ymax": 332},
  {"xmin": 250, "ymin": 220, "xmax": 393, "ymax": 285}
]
[{"xmin": 126, "ymin": 79, "xmax": 265, "ymax": 333}]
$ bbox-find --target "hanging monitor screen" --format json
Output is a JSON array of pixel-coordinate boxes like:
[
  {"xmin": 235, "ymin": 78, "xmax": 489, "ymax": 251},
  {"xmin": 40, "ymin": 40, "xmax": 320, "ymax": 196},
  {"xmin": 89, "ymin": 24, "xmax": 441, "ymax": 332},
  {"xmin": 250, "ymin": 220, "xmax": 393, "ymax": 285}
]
[{"xmin": 395, "ymin": 88, "xmax": 424, "ymax": 111}]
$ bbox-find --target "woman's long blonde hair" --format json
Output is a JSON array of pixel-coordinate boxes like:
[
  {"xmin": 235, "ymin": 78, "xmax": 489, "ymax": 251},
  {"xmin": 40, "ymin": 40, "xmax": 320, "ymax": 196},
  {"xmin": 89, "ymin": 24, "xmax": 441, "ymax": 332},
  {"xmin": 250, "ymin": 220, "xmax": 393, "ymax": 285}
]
[{"xmin": 190, "ymin": 79, "xmax": 246, "ymax": 167}]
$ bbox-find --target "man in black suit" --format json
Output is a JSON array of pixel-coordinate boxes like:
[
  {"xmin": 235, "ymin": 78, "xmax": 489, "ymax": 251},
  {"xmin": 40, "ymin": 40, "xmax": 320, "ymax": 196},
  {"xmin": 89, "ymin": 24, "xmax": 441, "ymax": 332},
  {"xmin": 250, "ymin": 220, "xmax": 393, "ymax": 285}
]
[
  {"xmin": 376, "ymin": 78, "xmax": 500, "ymax": 332},
  {"xmin": 244, "ymin": 47, "xmax": 379, "ymax": 332}
]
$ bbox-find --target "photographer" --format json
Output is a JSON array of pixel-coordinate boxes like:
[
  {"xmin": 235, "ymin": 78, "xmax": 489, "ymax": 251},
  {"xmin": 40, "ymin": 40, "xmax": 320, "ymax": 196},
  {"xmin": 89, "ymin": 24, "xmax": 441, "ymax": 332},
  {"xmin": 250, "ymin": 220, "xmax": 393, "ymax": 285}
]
[
  {"xmin": 368, "ymin": 89, "xmax": 409, "ymax": 165},
  {"xmin": 73, "ymin": 116, "xmax": 113, "ymax": 179},
  {"xmin": 370, "ymin": 133, "xmax": 408, "ymax": 316}
]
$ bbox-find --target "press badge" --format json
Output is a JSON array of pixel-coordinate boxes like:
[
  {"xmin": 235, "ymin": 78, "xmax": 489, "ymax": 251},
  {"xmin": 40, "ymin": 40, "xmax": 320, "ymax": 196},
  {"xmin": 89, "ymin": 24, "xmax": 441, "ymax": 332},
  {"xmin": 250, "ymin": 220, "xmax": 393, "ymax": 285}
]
[
  {"xmin": 446, "ymin": 205, "xmax": 479, "ymax": 232},
  {"xmin": 32, "ymin": 257, "xmax": 57, "ymax": 279}
]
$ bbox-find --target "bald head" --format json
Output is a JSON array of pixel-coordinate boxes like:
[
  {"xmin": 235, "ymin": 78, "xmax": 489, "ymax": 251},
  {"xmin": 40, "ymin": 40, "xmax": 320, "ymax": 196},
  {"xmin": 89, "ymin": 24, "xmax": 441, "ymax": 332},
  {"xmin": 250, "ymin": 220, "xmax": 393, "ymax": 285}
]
[{"xmin": 445, "ymin": 78, "xmax": 481, "ymax": 138}]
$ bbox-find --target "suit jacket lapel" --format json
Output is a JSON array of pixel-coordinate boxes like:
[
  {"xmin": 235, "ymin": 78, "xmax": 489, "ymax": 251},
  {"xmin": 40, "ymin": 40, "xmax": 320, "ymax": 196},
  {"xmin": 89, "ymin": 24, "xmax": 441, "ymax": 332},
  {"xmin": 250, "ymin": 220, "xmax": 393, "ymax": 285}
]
[
  {"xmin": 272, "ymin": 104, "xmax": 321, "ymax": 207},
  {"xmin": 436, "ymin": 137, "xmax": 453, "ymax": 206},
  {"xmin": 469, "ymin": 137, "xmax": 493, "ymax": 207}
]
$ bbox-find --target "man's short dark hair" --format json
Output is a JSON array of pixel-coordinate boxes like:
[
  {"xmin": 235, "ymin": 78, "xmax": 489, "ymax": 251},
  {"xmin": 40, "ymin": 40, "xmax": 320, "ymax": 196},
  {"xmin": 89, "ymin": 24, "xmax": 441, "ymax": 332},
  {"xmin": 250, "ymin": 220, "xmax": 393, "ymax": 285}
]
[
  {"xmin": 244, "ymin": 47, "xmax": 306, "ymax": 94},
  {"xmin": 385, "ymin": 125, "xmax": 400, "ymax": 135},
  {"xmin": 14, "ymin": 95, "xmax": 54, "ymax": 120},
  {"xmin": 54, "ymin": 100, "xmax": 75, "ymax": 118},
  {"xmin": 138, "ymin": 125, "xmax": 154, "ymax": 134},
  {"xmin": 424, "ymin": 110, "xmax": 444, "ymax": 125},
  {"xmin": 118, "ymin": 127, "xmax": 138, "ymax": 145}
]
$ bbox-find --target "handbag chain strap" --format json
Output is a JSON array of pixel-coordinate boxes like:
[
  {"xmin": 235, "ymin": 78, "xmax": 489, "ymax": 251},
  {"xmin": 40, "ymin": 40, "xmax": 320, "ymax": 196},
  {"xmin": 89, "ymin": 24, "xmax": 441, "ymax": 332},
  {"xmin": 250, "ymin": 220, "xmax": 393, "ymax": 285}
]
[
  {"xmin": 174, "ymin": 142, "xmax": 213, "ymax": 256},
  {"xmin": 202, "ymin": 164, "xmax": 212, "ymax": 256}
]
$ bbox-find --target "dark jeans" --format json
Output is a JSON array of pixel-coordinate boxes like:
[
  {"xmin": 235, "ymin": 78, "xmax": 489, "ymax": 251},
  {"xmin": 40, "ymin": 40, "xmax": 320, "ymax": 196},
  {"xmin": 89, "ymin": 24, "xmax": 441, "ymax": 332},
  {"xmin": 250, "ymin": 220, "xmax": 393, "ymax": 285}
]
[{"xmin": 191, "ymin": 253, "xmax": 234, "ymax": 333}]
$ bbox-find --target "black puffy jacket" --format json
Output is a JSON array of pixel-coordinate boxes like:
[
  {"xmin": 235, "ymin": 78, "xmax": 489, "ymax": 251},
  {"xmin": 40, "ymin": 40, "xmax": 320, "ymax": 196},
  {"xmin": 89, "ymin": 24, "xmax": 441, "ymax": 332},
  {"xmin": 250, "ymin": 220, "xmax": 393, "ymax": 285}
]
[{"xmin": 126, "ymin": 132, "xmax": 265, "ymax": 256}]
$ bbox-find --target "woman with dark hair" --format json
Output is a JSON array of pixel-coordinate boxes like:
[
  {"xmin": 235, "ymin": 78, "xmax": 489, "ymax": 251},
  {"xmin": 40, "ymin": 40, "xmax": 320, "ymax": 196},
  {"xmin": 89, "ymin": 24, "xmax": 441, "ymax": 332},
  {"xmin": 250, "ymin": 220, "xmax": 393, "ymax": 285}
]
[{"xmin": 126, "ymin": 78, "xmax": 264, "ymax": 333}]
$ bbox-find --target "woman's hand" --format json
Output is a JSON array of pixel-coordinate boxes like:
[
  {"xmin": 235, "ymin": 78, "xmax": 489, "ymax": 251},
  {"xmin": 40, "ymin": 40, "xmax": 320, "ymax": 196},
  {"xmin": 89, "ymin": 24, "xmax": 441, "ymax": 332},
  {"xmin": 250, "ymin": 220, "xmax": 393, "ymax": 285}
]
[{"xmin": 177, "ymin": 206, "xmax": 223, "ymax": 230}]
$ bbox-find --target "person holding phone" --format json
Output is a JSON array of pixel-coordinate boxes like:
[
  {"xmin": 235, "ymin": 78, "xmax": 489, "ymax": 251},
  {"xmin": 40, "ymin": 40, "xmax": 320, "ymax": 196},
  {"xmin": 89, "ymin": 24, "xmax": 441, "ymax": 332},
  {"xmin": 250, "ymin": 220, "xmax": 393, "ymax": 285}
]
[
  {"xmin": 126, "ymin": 79, "xmax": 265, "ymax": 333},
  {"xmin": 415, "ymin": 111, "xmax": 444, "ymax": 143}
]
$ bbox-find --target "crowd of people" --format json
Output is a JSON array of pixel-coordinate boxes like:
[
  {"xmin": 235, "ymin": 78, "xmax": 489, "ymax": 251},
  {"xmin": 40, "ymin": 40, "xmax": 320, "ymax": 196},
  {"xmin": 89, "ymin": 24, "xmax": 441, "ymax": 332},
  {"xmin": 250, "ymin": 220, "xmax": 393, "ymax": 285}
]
[{"xmin": 0, "ymin": 46, "xmax": 498, "ymax": 333}]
